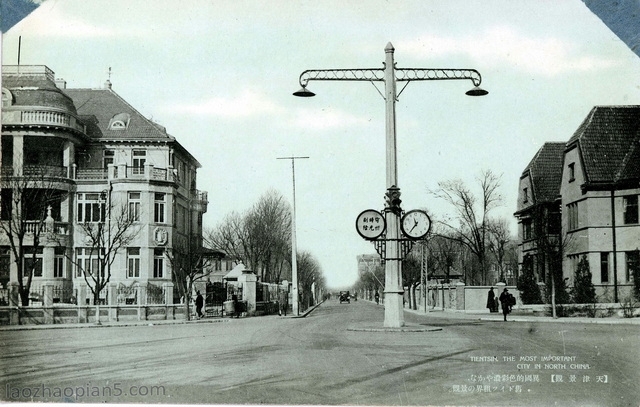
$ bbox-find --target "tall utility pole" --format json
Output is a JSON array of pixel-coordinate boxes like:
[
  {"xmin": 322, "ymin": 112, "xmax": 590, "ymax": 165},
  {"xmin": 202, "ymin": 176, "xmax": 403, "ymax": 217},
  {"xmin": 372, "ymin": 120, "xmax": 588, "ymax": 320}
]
[
  {"xmin": 277, "ymin": 156, "xmax": 309, "ymax": 316},
  {"xmin": 293, "ymin": 43, "xmax": 486, "ymax": 327}
]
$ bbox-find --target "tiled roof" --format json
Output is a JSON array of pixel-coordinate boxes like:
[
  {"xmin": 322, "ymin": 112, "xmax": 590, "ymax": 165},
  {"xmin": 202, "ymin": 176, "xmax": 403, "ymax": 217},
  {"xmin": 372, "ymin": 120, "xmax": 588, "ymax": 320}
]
[
  {"xmin": 567, "ymin": 106, "xmax": 640, "ymax": 183},
  {"xmin": 522, "ymin": 142, "xmax": 565, "ymax": 203},
  {"xmin": 63, "ymin": 88, "xmax": 175, "ymax": 142}
]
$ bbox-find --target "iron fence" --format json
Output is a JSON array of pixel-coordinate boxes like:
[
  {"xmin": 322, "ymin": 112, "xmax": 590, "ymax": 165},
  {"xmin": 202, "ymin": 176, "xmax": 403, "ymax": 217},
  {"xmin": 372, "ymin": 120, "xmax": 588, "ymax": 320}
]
[
  {"xmin": 116, "ymin": 283, "xmax": 138, "ymax": 305},
  {"xmin": 52, "ymin": 287, "xmax": 77, "ymax": 304},
  {"xmin": 146, "ymin": 283, "xmax": 165, "ymax": 305}
]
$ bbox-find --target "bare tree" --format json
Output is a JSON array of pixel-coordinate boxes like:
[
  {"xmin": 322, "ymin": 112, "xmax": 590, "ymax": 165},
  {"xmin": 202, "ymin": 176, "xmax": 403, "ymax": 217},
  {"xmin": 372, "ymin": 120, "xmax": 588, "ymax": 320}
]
[
  {"xmin": 429, "ymin": 170, "xmax": 503, "ymax": 285},
  {"xmin": 207, "ymin": 189, "xmax": 291, "ymax": 284},
  {"xmin": 402, "ymin": 254, "xmax": 421, "ymax": 310},
  {"xmin": 0, "ymin": 165, "xmax": 67, "ymax": 305},
  {"xmin": 486, "ymin": 217, "xmax": 513, "ymax": 284},
  {"xmin": 354, "ymin": 258, "xmax": 384, "ymax": 300},
  {"xmin": 296, "ymin": 251, "xmax": 324, "ymax": 310},
  {"xmin": 165, "ymin": 240, "xmax": 221, "ymax": 321},
  {"xmin": 206, "ymin": 211, "xmax": 248, "ymax": 263},
  {"xmin": 69, "ymin": 190, "xmax": 141, "ymax": 306},
  {"xmin": 525, "ymin": 204, "xmax": 572, "ymax": 317},
  {"xmin": 244, "ymin": 189, "xmax": 291, "ymax": 282}
]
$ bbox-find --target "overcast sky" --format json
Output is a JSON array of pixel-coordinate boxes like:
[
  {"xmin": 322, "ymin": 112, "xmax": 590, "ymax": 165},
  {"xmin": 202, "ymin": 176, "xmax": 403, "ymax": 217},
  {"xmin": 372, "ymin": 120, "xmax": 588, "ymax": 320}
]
[{"xmin": 3, "ymin": 0, "xmax": 640, "ymax": 289}]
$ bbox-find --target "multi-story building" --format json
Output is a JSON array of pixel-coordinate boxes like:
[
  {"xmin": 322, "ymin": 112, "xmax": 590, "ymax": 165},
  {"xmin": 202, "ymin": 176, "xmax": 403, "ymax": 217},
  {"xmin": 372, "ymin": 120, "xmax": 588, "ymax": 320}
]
[
  {"xmin": 514, "ymin": 142, "xmax": 565, "ymax": 285},
  {"xmin": 516, "ymin": 106, "xmax": 640, "ymax": 302},
  {"xmin": 1, "ymin": 65, "xmax": 208, "ymax": 305}
]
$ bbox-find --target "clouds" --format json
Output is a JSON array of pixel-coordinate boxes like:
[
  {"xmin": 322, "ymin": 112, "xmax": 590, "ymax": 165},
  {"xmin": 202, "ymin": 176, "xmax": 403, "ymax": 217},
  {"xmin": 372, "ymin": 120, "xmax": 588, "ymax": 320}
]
[
  {"xmin": 166, "ymin": 89, "xmax": 283, "ymax": 118},
  {"xmin": 402, "ymin": 26, "xmax": 621, "ymax": 76}
]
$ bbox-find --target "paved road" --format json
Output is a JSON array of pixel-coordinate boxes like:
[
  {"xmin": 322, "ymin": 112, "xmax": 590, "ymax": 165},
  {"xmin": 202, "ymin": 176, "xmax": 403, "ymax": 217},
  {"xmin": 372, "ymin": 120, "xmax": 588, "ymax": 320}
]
[{"xmin": 1, "ymin": 300, "xmax": 639, "ymax": 406}]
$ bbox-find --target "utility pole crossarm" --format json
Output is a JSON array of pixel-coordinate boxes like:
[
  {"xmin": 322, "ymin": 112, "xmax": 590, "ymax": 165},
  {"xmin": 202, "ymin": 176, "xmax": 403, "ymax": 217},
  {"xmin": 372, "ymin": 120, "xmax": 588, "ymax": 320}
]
[
  {"xmin": 394, "ymin": 68, "xmax": 483, "ymax": 87},
  {"xmin": 298, "ymin": 68, "xmax": 385, "ymax": 87},
  {"xmin": 298, "ymin": 67, "xmax": 483, "ymax": 88}
]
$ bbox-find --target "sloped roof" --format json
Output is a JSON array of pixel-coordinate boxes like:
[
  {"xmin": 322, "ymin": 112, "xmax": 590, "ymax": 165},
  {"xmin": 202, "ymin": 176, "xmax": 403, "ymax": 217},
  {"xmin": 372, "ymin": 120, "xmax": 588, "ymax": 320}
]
[
  {"xmin": 223, "ymin": 264, "xmax": 247, "ymax": 280},
  {"xmin": 522, "ymin": 142, "xmax": 565, "ymax": 203},
  {"xmin": 63, "ymin": 88, "xmax": 175, "ymax": 142},
  {"xmin": 567, "ymin": 106, "xmax": 640, "ymax": 184}
]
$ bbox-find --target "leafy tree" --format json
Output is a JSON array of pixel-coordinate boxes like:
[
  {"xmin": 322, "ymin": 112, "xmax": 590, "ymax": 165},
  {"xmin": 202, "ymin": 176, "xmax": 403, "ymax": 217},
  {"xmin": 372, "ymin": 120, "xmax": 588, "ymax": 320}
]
[
  {"xmin": 573, "ymin": 255, "xmax": 596, "ymax": 304},
  {"xmin": 517, "ymin": 259, "xmax": 543, "ymax": 304}
]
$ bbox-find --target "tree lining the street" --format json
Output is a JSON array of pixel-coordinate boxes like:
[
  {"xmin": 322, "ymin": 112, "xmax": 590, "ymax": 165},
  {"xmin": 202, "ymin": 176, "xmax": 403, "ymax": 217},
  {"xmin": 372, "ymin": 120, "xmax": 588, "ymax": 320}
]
[
  {"xmin": 297, "ymin": 250, "xmax": 324, "ymax": 310},
  {"xmin": 0, "ymin": 162, "xmax": 68, "ymax": 306},
  {"xmin": 428, "ymin": 169, "xmax": 504, "ymax": 285},
  {"xmin": 206, "ymin": 189, "xmax": 292, "ymax": 284},
  {"xmin": 65, "ymin": 190, "xmax": 141, "ymax": 306},
  {"xmin": 165, "ymin": 239, "xmax": 223, "ymax": 320}
]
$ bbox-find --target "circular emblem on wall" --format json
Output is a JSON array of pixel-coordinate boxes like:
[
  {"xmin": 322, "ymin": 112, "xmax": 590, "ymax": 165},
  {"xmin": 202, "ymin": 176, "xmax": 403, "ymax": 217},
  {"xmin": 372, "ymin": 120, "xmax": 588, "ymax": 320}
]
[{"xmin": 154, "ymin": 227, "xmax": 168, "ymax": 245}]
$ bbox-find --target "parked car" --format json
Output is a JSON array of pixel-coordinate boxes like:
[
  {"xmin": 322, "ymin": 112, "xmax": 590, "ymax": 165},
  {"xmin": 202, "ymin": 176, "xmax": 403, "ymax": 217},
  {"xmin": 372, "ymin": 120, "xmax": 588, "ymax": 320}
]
[{"xmin": 339, "ymin": 291, "xmax": 350, "ymax": 303}]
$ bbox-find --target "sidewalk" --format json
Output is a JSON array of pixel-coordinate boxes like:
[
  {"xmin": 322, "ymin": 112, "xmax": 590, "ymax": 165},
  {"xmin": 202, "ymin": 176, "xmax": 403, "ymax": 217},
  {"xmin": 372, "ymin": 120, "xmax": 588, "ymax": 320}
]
[
  {"xmin": 0, "ymin": 316, "xmax": 232, "ymax": 331},
  {"xmin": 0, "ymin": 302, "xmax": 324, "ymax": 331},
  {"xmin": 403, "ymin": 305, "xmax": 640, "ymax": 325}
]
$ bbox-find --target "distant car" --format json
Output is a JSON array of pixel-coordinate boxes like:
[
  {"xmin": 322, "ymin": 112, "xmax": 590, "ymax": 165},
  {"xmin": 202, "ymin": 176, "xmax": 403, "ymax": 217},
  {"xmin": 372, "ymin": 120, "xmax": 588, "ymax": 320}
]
[{"xmin": 339, "ymin": 291, "xmax": 350, "ymax": 303}]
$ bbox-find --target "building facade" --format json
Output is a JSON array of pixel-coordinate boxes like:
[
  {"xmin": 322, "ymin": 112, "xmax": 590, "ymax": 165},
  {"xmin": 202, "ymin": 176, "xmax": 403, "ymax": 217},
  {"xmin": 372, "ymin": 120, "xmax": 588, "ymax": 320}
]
[
  {"xmin": 1, "ymin": 65, "xmax": 208, "ymax": 305},
  {"xmin": 516, "ymin": 106, "xmax": 640, "ymax": 302}
]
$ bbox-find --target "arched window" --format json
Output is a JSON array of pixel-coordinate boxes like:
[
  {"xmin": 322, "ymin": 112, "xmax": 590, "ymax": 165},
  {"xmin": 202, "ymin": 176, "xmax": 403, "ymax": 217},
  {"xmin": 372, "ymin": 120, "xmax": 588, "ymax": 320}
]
[
  {"xmin": 2, "ymin": 88, "xmax": 13, "ymax": 107},
  {"xmin": 108, "ymin": 113, "xmax": 130, "ymax": 130}
]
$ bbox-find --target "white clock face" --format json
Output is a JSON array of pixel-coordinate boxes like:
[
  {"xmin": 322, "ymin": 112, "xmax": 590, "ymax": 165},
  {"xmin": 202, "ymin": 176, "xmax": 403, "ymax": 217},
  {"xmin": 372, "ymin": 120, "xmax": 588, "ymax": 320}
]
[{"xmin": 401, "ymin": 210, "xmax": 431, "ymax": 239}]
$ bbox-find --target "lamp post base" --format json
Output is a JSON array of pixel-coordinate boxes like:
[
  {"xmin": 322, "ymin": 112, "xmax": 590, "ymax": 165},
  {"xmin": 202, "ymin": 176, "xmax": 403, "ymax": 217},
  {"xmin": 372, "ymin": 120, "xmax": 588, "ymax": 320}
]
[{"xmin": 383, "ymin": 290, "xmax": 405, "ymax": 328}]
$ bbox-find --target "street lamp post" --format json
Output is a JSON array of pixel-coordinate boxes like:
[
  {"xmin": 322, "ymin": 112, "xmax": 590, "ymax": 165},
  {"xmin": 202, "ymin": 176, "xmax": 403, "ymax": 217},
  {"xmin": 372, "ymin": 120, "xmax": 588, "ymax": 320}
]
[
  {"xmin": 294, "ymin": 42, "xmax": 486, "ymax": 328},
  {"xmin": 277, "ymin": 156, "xmax": 309, "ymax": 316}
]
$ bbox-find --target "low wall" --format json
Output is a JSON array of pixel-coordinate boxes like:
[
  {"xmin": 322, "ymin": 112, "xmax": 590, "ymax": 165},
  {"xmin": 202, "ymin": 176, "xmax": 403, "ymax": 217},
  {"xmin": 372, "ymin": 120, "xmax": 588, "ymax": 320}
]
[
  {"xmin": 0, "ymin": 304, "xmax": 186, "ymax": 326},
  {"xmin": 413, "ymin": 283, "xmax": 521, "ymax": 312}
]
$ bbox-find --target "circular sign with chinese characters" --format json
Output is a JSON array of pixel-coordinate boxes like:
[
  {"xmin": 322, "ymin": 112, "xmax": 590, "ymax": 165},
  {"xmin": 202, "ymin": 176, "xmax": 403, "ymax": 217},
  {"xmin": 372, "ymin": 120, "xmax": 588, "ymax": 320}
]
[{"xmin": 355, "ymin": 209, "xmax": 386, "ymax": 240}]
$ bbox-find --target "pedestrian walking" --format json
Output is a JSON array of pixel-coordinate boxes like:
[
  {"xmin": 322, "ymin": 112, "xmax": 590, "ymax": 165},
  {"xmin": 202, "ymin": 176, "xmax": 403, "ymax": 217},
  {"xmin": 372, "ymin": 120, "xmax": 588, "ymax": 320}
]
[
  {"xmin": 487, "ymin": 287, "xmax": 496, "ymax": 313},
  {"xmin": 195, "ymin": 291, "xmax": 204, "ymax": 319},
  {"xmin": 374, "ymin": 290, "xmax": 380, "ymax": 305},
  {"xmin": 232, "ymin": 294, "xmax": 240, "ymax": 318},
  {"xmin": 499, "ymin": 288, "xmax": 513, "ymax": 321}
]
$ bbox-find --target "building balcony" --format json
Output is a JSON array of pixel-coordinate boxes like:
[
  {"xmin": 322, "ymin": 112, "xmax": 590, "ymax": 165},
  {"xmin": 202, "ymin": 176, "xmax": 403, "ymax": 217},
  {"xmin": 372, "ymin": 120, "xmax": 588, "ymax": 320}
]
[
  {"xmin": 24, "ymin": 220, "xmax": 70, "ymax": 235},
  {"xmin": 2, "ymin": 107, "xmax": 86, "ymax": 135},
  {"xmin": 1, "ymin": 165, "xmax": 68, "ymax": 178}
]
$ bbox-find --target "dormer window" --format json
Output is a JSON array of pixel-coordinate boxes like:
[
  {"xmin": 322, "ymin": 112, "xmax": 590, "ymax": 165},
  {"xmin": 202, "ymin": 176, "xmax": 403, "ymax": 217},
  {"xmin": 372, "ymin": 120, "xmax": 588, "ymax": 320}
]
[
  {"xmin": 523, "ymin": 187, "xmax": 529, "ymax": 203},
  {"xmin": 109, "ymin": 113, "xmax": 130, "ymax": 130}
]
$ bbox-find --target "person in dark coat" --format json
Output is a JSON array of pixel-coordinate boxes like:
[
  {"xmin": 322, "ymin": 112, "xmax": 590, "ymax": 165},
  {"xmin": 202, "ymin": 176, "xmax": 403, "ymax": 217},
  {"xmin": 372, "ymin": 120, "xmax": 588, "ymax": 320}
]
[
  {"xmin": 487, "ymin": 287, "xmax": 496, "ymax": 312},
  {"xmin": 499, "ymin": 288, "xmax": 511, "ymax": 321},
  {"xmin": 195, "ymin": 291, "xmax": 204, "ymax": 319},
  {"xmin": 232, "ymin": 294, "xmax": 240, "ymax": 318}
]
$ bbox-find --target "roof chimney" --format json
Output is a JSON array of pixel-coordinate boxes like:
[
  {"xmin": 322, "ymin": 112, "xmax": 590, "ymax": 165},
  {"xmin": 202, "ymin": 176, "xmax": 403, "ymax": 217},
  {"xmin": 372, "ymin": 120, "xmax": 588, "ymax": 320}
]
[
  {"xmin": 104, "ymin": 79, "xmax": 112, "ymax": 89},
  {"xmin": 55, "ymin": 78, "xmax": 66, "ymax": 89}
]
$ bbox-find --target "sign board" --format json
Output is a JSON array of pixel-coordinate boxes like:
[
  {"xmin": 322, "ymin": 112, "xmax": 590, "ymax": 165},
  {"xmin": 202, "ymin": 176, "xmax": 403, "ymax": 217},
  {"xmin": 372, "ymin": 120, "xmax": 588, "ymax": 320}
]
[{"xmin": 355, "ymin": 209, "xmax": 386, "ymax": 240}]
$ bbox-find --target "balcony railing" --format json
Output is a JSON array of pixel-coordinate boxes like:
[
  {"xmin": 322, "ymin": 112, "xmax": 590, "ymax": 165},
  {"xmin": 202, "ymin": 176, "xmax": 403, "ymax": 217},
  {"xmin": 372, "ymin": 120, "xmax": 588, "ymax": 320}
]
[
  {"xmin": 23, "ymin": 220, "xmax": 69, "ymax": 235},
  {"xmin": 76, "ymin": 168, "xmax": 107, "ymax": 180},
  {"xmin": 1, "ymin": 165, "xmax": 69, "ymax": 178},
  {"xmin": 2, "ymin": 107, "xmax": 86, "ymax": 134}
]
